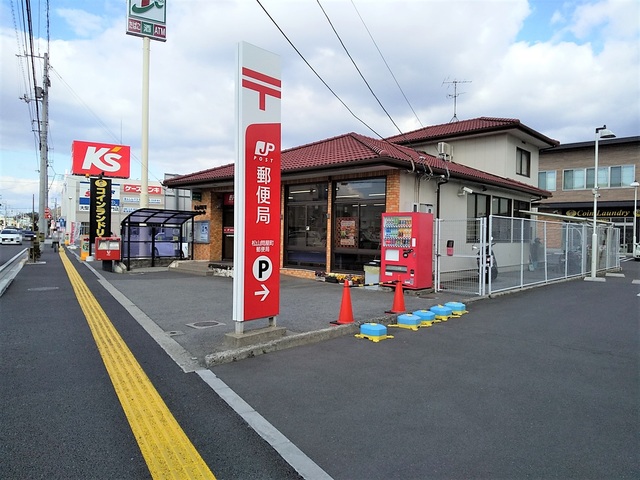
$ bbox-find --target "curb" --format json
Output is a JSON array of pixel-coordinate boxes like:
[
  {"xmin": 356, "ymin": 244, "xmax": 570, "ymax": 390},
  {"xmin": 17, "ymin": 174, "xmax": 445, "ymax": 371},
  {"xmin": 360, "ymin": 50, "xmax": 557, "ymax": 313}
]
[
  {"xmin": 204, "ymin": 312, "xmax": 410, "ymax": 367},
  {"xmin": 205, "ymin": 323, "xmax": 360, "ymax": 366}
]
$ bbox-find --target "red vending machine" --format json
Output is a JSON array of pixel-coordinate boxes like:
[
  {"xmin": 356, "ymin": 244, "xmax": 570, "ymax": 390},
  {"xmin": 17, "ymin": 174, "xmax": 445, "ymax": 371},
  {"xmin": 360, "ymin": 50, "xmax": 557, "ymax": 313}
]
[{"xmin": 380, "ymin": 212, "xmax": 434, "ymax": 289}]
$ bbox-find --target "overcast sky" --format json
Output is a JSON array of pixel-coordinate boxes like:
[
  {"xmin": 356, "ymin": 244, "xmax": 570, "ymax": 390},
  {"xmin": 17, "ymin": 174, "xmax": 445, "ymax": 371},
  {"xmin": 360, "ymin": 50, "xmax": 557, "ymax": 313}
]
[{"xmin": 1, "ymin": 0, "xmax": 638, "ymax": 215}]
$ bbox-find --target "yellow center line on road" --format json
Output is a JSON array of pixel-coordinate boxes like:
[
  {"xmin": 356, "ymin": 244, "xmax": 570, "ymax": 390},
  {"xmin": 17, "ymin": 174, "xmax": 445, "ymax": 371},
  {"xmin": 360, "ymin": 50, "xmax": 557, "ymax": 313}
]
[{"xmin": 59, "ymin": 248, "xmax": 216, "ymax": 479}]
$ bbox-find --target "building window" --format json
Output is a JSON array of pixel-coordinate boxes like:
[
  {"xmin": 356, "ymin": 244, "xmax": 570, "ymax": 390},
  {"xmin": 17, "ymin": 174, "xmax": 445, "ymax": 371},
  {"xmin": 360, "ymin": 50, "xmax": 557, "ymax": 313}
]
[
  {"xmin": 513, "ymin": 200, "xmax": 530, "ymax": 218},
  {"xmin": 332, "ymin": 178, "xmax": 386, "ymax": 272},
  {"xmin": 492, "ymin": 196, "xmax": 512, "ymax": 216},
  {"xmin": 609, "ymin": 165, "xmax": 635, "ymax": 187},
  {"xmin": 466, "ymin": 193, "xmax": 489, "ymax": 243},
  {"xmin": 538, "ymin": 171, "xmax": 556, "ymax": 191},
  {"xmin": 516, "ymin": 148, "xmax": 531, "ymax": 177},
  {"xmin": 585, "ymin": 167, "xmax": 608, "ymax": 189},
  {"xmin": 564, "ymin": 165, "xmax": 636, "ymax": 190},
  {"xmin": 513, "ymin": 200, "xmax": 532, "ymax": 242},
  {"xmin": 563, "ymin": 169, "xmax": 586, "ymax": 190},
  {"xmin": 491, "ymin": 196, "xmax": 512, "ymax": 242}
]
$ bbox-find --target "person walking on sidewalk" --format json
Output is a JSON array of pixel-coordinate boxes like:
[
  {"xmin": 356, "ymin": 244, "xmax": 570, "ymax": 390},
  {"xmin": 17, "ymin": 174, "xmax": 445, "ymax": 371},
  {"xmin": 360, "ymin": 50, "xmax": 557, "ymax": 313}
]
[{"xmin": 51, "ymin": 228, "xmax": 63, "ymax": 252}]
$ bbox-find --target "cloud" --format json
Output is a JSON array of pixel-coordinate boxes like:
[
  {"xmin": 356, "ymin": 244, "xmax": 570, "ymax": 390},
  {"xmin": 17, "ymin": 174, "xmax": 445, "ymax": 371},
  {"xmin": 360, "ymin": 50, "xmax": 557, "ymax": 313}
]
[
  {"xmin": 1, "ymin": 0, "xmax": 638, "ymax": 212},
  {"xmin": 56, "ymin": 8, "xmax": 105, "ymax": 38},
  {"xmin": 570, "ymin": 0, "xmax": 638, "ymax": 40}
]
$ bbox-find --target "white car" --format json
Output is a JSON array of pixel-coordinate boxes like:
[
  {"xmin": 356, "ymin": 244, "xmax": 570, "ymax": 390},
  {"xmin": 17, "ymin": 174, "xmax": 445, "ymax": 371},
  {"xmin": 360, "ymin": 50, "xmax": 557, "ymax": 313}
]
[{"xmin": 0, "ymin": 228, "xmax": 23, "ymax": 245}]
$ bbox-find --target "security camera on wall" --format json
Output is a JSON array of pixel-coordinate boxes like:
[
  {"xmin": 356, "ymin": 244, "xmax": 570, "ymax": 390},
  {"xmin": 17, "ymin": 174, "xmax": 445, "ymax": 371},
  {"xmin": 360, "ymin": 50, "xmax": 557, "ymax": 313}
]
[{"xmin": 462, "ymin": 186, "xmax": 473, "ymax": 194}]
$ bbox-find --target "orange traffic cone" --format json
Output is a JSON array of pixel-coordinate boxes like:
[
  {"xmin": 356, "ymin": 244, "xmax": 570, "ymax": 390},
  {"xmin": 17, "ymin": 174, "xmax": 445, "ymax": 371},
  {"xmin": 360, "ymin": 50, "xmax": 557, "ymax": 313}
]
[
  {"xmin": 386, "ymin": 277, "xmax": 406, "ymax": 314},
  {"xmin": 331, "ymin": 280, "xmax": 354, "ymax": 325}
]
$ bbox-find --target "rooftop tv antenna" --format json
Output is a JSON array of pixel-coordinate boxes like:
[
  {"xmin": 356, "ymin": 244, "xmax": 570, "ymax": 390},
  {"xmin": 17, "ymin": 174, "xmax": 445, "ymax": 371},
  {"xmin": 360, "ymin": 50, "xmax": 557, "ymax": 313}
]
[{"xmin": 442, "ymin": 78, "xmax": 471, "ymax": 122}]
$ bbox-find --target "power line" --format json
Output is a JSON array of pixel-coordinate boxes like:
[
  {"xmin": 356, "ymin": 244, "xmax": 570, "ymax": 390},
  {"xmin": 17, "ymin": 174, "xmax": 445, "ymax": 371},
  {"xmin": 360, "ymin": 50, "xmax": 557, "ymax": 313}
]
[
  {"xmin": 255, "ymin": 0, "xmax": 385, "ymax": 139},
  {"xmin": 315, "ymin": 0, "xmax": 404, "ymax": 136},
  {"xmin": 256, "ymin": 0, "xmax": 422, "ymax": 165},
  {"xmin": 24, "ymin": 0, "xmax": 42, "ymax": 137},
  {"xmin": 350, "ymin": 0, "xmax": 423, "ymax": 128},
  {"xmin": 49, "ymin": 66, "xmax": 165, "ymax": 185}
]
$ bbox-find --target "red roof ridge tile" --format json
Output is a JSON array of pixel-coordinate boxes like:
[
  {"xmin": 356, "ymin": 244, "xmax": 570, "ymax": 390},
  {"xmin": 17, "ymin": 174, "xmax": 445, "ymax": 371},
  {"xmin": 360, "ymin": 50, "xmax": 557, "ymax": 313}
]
[
  {"xmin": 164, "ymin": 126, "xmax": 551, "ymax": 197},
  {"xmin": 385, "ymin": 116, "xmax": 558, "ymax": 147}
]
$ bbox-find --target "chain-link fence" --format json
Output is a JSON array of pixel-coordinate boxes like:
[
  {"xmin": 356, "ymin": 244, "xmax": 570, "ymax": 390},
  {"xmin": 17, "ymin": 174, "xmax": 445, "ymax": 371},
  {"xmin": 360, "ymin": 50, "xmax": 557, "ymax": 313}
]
[{"xmin": 436, "ymin": 215, "xmax": 621, "ymax": 296}]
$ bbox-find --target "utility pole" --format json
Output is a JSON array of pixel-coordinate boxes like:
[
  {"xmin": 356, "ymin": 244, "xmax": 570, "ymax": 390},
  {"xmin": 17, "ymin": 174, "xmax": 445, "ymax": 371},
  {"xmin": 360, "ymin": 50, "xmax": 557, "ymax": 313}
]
[{"xmin": 38, "ymin": 53, "xmax": 50, "ymax": 236}]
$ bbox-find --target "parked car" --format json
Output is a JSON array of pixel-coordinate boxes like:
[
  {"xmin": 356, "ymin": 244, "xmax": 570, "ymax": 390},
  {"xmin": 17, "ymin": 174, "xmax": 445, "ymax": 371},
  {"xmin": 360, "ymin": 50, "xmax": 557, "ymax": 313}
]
[
  {"xmin": 1, "ymin": 228, "xmax": 23, "ymax": 245},
  {"xmin": 19, "ymin": 229, "xmax": 37, "ymax": 241},
  {"xmin": 153, "ymin": 231, "xmax": 183, "ymax": 257}
]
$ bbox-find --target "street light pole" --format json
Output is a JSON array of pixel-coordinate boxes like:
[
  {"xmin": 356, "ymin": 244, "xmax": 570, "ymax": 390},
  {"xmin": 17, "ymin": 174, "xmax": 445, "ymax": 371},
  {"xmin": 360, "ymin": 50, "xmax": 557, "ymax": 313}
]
[
  {"xmin": 631, "ymin": 180, "xmax": 639, "ymax": 257},
  {"xmin": 586, "ymin": 125, "xmax": 616, "ymax": 282}
]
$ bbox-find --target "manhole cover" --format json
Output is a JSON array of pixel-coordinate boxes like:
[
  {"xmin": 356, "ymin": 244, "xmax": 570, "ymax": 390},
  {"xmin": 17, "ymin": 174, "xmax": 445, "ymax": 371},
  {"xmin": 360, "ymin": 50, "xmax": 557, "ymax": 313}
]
[
  {"xmin": 186, "ymin": 321, "xmax": 224, "ymax": 329},
  {"xmin": 27, "ymin": 287, "xmax": 60, "ymax": 292}
]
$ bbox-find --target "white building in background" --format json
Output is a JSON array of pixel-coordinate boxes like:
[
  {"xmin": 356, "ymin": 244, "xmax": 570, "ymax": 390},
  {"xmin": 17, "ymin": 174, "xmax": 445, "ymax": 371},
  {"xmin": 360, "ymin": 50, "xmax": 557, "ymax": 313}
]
[{"xmin": 61, "ymin": 174, "xmax": 167, "ymax": 241}]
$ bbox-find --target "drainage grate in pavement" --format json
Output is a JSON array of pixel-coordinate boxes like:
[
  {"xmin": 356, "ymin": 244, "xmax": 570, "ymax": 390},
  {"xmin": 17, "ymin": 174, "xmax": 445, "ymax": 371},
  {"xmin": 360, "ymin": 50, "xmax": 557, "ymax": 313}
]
[
  {"xmin": 186, "ymin": 321, "xmax": 225, "ymax": 329},
  {"xmin": 166, "ymin": 330, "xmax": 184, "ymax": 336},
  {"xmin": 27, "ymin": 287, "xmax": 60, "ymax": 291}
]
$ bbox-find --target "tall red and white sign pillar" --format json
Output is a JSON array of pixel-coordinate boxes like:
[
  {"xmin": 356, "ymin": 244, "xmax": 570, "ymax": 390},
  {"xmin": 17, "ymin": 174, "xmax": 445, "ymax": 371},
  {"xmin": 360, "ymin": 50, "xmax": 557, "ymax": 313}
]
[{"xmin": 233, "ymin": 42, "xmax": 281, "ymax": 333}]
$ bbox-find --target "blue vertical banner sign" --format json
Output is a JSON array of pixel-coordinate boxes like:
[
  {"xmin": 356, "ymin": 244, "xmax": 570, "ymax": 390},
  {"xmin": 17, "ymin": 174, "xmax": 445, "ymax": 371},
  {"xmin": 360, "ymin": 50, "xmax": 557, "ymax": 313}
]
[{"xmin": 233, "ymin": 42, "xmax": 282, "ymax": 324}]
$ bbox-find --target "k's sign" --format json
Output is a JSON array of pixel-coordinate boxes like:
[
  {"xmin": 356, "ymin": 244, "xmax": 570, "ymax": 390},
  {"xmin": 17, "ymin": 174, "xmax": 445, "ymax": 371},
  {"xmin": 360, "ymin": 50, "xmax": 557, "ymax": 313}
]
[
  {"xmin": 71, "ymin": 141, "xmax": 131, "ymax": 179},
  {"xmin": 233, "ymin": 42, "xmax": 281, "ymax": 323}
]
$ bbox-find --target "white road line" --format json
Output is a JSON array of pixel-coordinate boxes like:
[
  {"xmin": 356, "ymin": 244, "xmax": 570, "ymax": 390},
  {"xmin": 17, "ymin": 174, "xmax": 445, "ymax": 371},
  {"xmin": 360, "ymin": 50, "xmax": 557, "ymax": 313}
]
[
  {"xmin": 82, "ymin": 259, "xmax": 201, "ymax": 373},
  {"xmin": 196, "ymin": 369, "xmax": 333, "ymax": 480},
  {"xmin": 78, "ymin": 255, "xmax": 331, "ymax": 479}
]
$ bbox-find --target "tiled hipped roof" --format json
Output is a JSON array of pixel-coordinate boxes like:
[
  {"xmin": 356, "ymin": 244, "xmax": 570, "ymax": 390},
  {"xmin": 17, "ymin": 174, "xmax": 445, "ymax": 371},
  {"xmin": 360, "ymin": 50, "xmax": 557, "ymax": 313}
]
[
  {"xmin": 164, "ymin": 122, "xmax": 553, "ymax": 198},
  {"xmin": 385, "ymin": 116, "xmax": 559, "ymax": 147}
]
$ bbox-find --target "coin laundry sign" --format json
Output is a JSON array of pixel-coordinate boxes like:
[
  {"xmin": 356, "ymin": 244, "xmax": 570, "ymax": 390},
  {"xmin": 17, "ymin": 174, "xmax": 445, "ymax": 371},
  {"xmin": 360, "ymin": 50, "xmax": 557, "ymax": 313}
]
[
  {"xmin": 126, "ymin": 0, "xmax": 166, "ymax": 42},
  {"xmin": 233, "ymin": 42, "xmax": 281, "ymax": 323},
  {"xmin": 89, "ymin": 178, "xmax": 112, "ymax": 246}
]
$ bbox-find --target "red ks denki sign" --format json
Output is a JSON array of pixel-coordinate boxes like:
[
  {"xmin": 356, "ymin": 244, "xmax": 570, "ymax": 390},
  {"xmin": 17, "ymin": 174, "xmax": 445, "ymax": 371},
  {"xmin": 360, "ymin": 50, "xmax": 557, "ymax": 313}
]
[
  {"xmin": 71, "ymin": 141, "xmax": 131, "ymax": 179},
  {"xmin": 233, "ymin": 42, "xmax": 281, "ymax": 323}
]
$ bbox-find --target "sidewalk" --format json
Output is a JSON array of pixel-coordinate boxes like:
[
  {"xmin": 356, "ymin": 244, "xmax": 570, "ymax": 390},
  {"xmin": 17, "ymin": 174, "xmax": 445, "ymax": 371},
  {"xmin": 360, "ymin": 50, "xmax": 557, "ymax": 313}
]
[{"xmin": 84, "ymin": 254, "xmax": 476, "ymax": 367}]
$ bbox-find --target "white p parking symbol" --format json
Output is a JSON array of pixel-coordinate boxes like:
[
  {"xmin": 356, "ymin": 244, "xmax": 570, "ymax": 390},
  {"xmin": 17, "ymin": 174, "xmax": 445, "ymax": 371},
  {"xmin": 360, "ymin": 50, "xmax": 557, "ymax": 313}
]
[{"xmin": 252, "ymin": 256, "xmax": 272, "ymax": 281}]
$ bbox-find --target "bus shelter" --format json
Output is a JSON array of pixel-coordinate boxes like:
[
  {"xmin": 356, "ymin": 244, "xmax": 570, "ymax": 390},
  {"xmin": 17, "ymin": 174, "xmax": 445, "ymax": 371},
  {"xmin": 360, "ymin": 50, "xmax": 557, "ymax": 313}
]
[{"xmin": 120, "ymin": 208, "xmax": 199, "ymax": 270}]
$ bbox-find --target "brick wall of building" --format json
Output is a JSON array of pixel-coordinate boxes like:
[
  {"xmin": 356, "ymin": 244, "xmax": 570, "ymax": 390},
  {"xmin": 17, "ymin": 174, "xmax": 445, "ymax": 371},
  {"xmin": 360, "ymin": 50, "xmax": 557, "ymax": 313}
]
[{"xmin": 540, "ymin": 141, "xmax": 639, "ymax": 205}]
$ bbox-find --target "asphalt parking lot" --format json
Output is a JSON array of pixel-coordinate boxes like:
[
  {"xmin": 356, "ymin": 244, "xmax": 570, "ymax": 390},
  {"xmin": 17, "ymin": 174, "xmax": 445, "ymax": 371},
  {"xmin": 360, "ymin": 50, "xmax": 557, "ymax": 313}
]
[{"xmin": 89, "ymin": 255, "xmax": 640, "ymax": 479}]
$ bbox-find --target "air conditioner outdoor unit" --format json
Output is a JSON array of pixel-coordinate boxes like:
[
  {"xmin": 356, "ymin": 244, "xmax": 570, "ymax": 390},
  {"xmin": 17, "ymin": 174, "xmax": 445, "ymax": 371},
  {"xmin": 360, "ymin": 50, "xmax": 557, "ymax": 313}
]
[{"xmin": 437, "ymin": 142, "xmax": 452, "ymax": 159}]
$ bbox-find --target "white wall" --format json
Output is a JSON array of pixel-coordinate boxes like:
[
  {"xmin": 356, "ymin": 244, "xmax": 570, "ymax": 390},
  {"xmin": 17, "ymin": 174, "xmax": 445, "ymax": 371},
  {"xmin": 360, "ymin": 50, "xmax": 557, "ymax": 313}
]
[
  {"xmin": 62, "ymin": 175, "xmax": 165, "ymax": 238},
  {"xmin": 398, "ymin": 171, "xmax": 438, "ymax": 213},
  {"xmin": 410, "ymin": 133, "xmax": 541, "ymax": 188}
]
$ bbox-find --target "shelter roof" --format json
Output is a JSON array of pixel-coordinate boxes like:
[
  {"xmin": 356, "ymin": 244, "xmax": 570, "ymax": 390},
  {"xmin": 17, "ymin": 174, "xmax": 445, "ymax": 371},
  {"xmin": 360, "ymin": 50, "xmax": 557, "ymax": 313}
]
[{"xmin": 121, "ymin": 208, "xmax": 199, "ymax": 226}]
